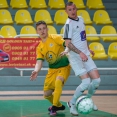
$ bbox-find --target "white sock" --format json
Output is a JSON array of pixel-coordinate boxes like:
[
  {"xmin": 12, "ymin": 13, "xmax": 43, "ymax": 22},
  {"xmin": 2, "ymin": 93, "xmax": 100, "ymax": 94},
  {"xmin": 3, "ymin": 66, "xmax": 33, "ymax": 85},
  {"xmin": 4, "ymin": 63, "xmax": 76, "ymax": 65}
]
[
  {"xmin": 70, "ymin": 78, "xmax": 90, "ymax": 104},
  {"xmin": 87, "ymin": 78, "xmax": 101, "ymax": 98}
]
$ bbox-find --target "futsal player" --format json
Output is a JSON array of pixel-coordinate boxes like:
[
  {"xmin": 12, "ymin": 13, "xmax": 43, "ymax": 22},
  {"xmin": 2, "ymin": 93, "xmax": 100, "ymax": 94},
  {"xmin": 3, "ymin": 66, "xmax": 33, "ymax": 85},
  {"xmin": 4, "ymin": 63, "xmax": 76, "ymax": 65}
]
[
  {"xmin": 61, "ymin": 2, "xmax": 101, "ymax": 116},
  {"xmin": 30, "ymin": 21, "xmax": 71, "ymax": 116}
]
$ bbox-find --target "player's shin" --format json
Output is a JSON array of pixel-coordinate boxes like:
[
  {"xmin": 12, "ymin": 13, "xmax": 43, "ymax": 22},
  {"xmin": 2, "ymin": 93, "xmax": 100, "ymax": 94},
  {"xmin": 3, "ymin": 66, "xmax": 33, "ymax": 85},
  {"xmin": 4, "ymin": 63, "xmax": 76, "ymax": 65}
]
[
  {"xmin": 44, "ymin": 94, "xmax": 62, "ymax": 107},
  {"xmin": 70, "ymin": 78, "xmax": 90, "ymax": 104},
  {"xmin": 53, "ymin": 79, "xmax": 63, "ymax": 107},
  {"xmin": 87, "ymin": 78, "xmax": 101, "ymax": 97},
  {"xmin": 44, "ymin": 95, "xmax": 53, "ymax": 104}
]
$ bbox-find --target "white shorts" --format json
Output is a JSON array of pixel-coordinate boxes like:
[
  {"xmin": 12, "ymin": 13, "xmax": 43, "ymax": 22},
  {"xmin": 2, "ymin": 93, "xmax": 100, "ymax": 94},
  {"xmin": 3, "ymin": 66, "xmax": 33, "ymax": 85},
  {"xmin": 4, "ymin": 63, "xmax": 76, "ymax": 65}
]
[{"xmin": 68, "ymin": 51, "xmax": 97, "ymax": 76}]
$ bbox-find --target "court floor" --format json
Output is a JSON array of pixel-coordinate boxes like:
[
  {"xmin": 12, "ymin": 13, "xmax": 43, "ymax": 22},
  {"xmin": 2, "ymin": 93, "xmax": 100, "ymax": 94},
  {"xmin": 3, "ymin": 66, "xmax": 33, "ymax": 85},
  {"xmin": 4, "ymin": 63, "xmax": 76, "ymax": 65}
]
[{"xmin": 0, "ymin": 96, "xmax": 117, "ymax": 117}]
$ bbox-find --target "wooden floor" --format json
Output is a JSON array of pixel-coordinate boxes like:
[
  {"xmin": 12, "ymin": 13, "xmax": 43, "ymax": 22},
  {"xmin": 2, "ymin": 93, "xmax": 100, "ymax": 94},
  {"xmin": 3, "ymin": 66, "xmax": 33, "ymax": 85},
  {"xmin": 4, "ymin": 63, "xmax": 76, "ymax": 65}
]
[{"xmin": 0, "ymin": 95, "xmax": 117, "ymax": 115}]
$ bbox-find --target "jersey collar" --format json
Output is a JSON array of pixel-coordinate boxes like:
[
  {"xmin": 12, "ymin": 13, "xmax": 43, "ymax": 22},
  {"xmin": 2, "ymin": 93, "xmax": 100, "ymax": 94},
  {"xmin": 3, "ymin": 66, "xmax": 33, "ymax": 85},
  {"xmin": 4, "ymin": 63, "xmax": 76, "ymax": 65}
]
[{"xmin": 68, "ymin": 16, "xmax": 79, "ymax": 21}]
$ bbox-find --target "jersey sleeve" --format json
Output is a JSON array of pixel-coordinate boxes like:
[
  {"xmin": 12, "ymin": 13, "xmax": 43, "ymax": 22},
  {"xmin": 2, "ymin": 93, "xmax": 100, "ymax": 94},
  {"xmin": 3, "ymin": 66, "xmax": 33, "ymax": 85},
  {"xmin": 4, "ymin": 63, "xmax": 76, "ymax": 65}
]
[
  {"xmin": 63, "ymin": 23, "xmax": 72, "ymax": 40},
  {"xmin": 36, "ymin": 45, "xmax": 44, "ymax": 61}
]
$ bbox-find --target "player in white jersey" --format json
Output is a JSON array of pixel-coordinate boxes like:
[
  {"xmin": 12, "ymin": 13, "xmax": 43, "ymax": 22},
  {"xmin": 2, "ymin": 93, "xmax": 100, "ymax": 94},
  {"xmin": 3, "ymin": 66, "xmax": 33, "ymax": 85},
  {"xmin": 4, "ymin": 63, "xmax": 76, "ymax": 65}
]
[{"xmin": 61, "ymin": 2, "xmax": 101, "ymax": 116}]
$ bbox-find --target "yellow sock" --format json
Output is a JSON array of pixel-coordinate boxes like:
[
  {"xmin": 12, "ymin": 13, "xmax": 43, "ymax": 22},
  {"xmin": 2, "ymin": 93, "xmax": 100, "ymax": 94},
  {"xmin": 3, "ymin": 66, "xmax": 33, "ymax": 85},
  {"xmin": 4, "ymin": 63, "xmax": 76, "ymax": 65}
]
[
  {"xmin": 44, "ymin": 95, "xmax": 62, "ymax": 107},
  {"xmin": 44, "ymin": 95, "xmax": 53, "ymax": 104},
  {"xmin": 53, "ymin": 79, "xmax": 63, "ymax": 107}
]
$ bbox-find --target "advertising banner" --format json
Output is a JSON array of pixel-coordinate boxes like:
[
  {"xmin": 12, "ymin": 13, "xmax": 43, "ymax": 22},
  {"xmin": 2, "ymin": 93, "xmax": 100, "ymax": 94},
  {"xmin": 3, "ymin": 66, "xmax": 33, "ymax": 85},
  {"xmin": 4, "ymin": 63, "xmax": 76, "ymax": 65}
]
[{"xmin": 0, "ymin": 38, "xmax": 40, "ymax": 68}]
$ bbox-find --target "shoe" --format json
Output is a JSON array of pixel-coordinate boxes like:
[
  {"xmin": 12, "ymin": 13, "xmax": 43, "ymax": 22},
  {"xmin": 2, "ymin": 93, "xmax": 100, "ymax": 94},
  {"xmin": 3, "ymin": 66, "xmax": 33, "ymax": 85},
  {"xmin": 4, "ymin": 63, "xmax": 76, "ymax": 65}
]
[
  {"xmin": 49, "ymin": 106, "xmax": 57, "ymax": 116},
  {"xmin": 67, "ymin": 101, "xmax": 78, "ymax": 116},
  {"xmin": 48, "ymin": 106, "xmax": 52, "ymax": 112},
  {"xmin": 48, "ymin": 105, "xmax": 65, "ymax": 112},
  {"xmin": 93, "ymin": 103, "xmax": 98, "ymax": 111}
]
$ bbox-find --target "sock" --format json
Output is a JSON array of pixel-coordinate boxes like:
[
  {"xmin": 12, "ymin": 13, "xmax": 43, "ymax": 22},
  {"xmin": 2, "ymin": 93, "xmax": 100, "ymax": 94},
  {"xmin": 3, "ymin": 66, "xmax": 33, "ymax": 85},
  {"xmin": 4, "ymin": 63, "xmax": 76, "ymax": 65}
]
[
  {"xmin": 53, "ymin": 79, "xmax": 63, "ymax": 107},
  {"xmin": 87, "ymin": 78, "xmax": 101, "ymax": 98},
  {"xmin": 70, "ymin": 78, "xmax": 90, "ymax": 104},
  {"xmin": 44, "ymin": 95, "xmax": 62, "ymax": 107}
]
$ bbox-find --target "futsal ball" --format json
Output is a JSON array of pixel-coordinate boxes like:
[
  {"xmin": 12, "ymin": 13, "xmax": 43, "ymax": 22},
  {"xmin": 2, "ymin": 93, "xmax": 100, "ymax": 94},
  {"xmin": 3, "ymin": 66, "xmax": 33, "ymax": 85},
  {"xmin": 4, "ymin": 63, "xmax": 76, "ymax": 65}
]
[{"xmin": 76, "ymin": 96, "xmax": 93, "ymax": 114}]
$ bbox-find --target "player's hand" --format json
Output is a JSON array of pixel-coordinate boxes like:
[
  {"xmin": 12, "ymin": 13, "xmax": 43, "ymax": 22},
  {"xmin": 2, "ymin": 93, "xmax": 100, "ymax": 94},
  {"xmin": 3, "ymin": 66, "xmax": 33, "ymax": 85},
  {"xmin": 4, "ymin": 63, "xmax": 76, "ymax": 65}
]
[
  {"xmin": 79, "ymin": 52, "xmax": 88, "ymax": 62},
  {"xmin": 60, "ymin": 51, "xmax": 68, "ymax": 56},
  {"xmin": 89, "ymin": 49, "xmax": 95, "ymax": 56},
  {"xmin": 30, "ymin": 71, "xmax": 38, "ymax": 81}
]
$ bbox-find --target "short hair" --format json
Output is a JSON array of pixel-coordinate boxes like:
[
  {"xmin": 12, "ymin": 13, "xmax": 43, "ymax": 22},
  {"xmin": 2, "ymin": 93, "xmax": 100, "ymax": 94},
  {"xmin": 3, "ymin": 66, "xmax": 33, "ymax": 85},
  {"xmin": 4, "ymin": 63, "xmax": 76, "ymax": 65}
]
[
  {"xmin": 65, "ymin": 1, "xmax": 74, "ymax": 8},
  {"xmin": 36, "ymin": 20, "xmax": 47, "ymax": 29}
]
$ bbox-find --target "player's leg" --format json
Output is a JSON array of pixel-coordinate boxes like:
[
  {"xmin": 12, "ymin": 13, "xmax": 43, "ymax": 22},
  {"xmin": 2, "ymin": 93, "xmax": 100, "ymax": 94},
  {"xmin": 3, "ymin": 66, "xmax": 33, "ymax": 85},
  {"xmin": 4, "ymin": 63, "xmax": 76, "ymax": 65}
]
[
  {"xmin": 84, "ymin": 56, "xmax": 101, "ymax": 110},
  {"xmin": 43, "ymin": 69, "xmax": 63, "ymax": 114},
  {"xmin": 50, "ymin": 76, "xmax": 65, "ymax": 116},
  {"xmin": 87, "ymin": 70, "xmax": 101, "ymax": 110},
  {"xmin": 50, "ymin": 65, "xmax": 71, "ymax": 116},
  {"xmin": 44, "ymin": 90, "xmax": 61, "ymax": 106},
  {"xmin": 44, "ymin": 90, "xmax": 53, "ymax": 104},
  {"xmin": 68, "ymin": 73, "xmax": 91, "ymax": 116},
  {"xmin": 53, "ymin": 65, "xmax": 70, "ymax": 107},
  {"xmin": 87, "ymin": 70, "xmax": 101, "ymax": 98},
  {"xmin": 67, "ymin": 52, "xmax": 91, "ymax": 116},
  {"xmin": 53, "ymin": 77, "xmax": 63, "ymax": 107},
  {"xmin": 44, "ymin": 90, "xmax": 63, "ymax": 112}
]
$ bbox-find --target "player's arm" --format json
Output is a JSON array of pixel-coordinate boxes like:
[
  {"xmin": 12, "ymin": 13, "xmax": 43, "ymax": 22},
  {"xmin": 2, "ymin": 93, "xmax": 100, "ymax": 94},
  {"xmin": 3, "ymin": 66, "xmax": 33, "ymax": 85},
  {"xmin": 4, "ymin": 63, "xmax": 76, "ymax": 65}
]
[
  {"xmin": 30, "ymin": 60, "xmax": 43, "ymax": 81},
  {"xmin": 63, "ymin": 24, "xmax": 81, "ymax": 54},
  {"xmin": 65, "ymin": 39, "xmax": 88, "ymax": 62},
  {"xmin": 60, "ymin": 40, "xmax": 81, "ymax": 56},
  {"xmin": 65, "ymin": 39, "xmax": 81, "ymax": 54},
  {"xmin": 60, "ymin": 46, "xmax": 70, "ymax": 56},
  {"xmin": 63, "ymin": 23, "xmax": 88, "ymax": 61}
]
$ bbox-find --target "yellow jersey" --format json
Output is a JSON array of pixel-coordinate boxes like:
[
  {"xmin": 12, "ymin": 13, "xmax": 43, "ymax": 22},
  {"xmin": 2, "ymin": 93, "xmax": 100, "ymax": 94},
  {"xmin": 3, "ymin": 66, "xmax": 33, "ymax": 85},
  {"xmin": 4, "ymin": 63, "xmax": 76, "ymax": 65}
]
[{"xmin": 36, "ymin": 34, "xmax": 69, "ymax": 68}]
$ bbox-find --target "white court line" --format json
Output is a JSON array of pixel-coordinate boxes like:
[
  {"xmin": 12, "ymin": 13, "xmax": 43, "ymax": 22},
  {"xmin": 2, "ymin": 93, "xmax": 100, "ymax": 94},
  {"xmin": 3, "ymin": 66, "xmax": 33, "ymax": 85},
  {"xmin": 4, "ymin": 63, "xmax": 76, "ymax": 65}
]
[{"xmin": 0, "ymin": 90, "xmax": 117, "ymax": 95}]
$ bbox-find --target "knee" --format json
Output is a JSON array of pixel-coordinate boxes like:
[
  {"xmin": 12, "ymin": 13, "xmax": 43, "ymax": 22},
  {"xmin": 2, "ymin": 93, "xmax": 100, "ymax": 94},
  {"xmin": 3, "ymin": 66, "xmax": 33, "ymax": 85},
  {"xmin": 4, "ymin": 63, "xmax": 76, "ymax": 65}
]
[
  {"xmin": 43, "ymin": 90, "xmax": 53, "ymax": 98},
  {"xmin": 80, "ymin": 78, "xmax": 91, "ymax": 91},
  {"xmin": 92, "ymin": 78, "xmax": 101, "ymax": 89},
  {"xmin": 56, "ymin": 76, "xmax": 64, "ymax": 83},
  {"xmin": 43, "ymin": 93, "xmax": 49, "ymax": 98},
  {"xmin": 44, "ymin": 93, "xmax": 52, "ymax": 100}
]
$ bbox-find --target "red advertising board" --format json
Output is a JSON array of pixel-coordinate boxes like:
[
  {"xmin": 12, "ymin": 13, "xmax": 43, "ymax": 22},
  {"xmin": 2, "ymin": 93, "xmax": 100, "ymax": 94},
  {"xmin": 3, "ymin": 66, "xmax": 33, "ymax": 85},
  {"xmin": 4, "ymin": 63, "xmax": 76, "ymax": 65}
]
[{"xmin": 0, "ymin": 38, "xmax": 41, "ymax": 68}]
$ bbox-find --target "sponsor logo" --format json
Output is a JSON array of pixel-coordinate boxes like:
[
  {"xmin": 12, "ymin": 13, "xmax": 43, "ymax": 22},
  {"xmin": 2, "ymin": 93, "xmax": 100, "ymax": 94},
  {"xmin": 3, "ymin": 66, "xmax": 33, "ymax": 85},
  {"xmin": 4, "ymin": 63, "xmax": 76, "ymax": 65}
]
[{"xmin": 80, "ymin": 31, "xmax": 86, "ymax": 41}]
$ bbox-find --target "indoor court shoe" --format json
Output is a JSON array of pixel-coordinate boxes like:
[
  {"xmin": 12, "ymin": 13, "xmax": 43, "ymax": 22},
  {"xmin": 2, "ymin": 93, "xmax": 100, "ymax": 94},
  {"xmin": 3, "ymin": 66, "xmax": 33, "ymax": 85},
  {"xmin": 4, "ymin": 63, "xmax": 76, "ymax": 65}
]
[
  {"xmin": 67, "ymin": 101, "xmax": 78, "ymax": 116},
  {"xmin": 49, "ymin": 106, "xmax": 57, "ymax": 116},
  {"xmin": 93, "ymin": 104, "xmax": 98, "ymax": 111},
  {"xmin": 48, "ymin": 106, "xmax": 52, "ymax": 112},
  {"xmin": 48, "ymin": 105, "xmax": 65, "ymax": 112}
]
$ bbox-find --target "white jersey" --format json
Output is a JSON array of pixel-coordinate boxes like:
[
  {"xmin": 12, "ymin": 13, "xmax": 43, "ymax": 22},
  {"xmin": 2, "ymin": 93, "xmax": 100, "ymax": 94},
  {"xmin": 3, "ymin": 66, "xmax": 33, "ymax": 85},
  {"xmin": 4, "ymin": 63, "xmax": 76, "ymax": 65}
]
[{"xmin": 63, "ymin": 16, "xmax": 90, "ymax": 55}]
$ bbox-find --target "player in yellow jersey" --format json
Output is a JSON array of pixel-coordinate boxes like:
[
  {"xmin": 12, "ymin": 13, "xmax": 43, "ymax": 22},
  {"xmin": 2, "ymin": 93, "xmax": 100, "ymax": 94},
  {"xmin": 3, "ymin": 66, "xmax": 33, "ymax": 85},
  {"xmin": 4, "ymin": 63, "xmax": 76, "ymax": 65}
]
[{"xmin": 30, "ymin": 21, "xmax": 70, "ymax": 116}]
